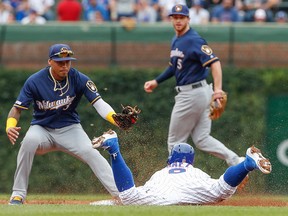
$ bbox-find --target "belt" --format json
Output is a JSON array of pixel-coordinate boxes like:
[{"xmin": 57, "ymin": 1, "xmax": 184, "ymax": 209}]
[{"xmin": 175, "ymin": 80, "xmax": 207, "ymax": 93}]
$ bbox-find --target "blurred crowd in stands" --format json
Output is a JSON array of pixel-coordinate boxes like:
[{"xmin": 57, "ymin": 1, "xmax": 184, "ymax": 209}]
[{"xmin": 0, "ymin": 0, "xmax": 287, "ymax": 25}]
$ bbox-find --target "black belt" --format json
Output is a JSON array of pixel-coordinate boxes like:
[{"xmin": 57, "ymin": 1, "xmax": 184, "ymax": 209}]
[
  {"xmin": 176, "ymin": 82, "xmax": 203, "ymax": 92},
  {"xmin": 191, "ymin": 83, "xmax": 203, "ymax": 89}
]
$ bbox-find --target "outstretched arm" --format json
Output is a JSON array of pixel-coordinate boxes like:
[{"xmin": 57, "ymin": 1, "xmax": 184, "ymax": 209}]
[
  {"xmin": 93, "ymin": 98, "xmax": 118, "ymax": 126},
  {"xmin": 144, "ymin": 65, "xmax": 174, "ymax": 93}
]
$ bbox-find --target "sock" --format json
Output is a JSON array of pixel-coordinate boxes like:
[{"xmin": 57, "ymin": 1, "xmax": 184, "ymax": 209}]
[
  {"xmin": 223, "ymin": 161, "xmax": 250, "ymax": 187},
  {"xmin": 111, "ymin": 152, "xmax": 135, "ymax": 192},
  {"xmin": 106, "ymin": 138, "xmax": 119, "ymax": 155},
  {"xmin": 243, "ymin": 155, "xmax": 257, "ymax": 171}
]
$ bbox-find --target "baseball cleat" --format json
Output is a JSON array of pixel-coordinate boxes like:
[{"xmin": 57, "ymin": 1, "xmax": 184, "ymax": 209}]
[
  {"xmin": 246, "ymin": 145, "xmax": 272, "ymax": 174},
  {"xmin": 92, "ymin": 129, "xmax": 119, "ymax": 155},
  {"xmin": 9, "ymin": 196, "xmax": 23, "ymax": 205}
]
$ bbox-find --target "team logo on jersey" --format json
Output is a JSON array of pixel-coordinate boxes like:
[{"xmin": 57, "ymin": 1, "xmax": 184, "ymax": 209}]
[
  {"xmin": 201, "ymin": 45, "xmax": 213, "ymax": 55},
  {"xmin": 86, "ymin": 80, "xmax": 98, "ymax": 93}
]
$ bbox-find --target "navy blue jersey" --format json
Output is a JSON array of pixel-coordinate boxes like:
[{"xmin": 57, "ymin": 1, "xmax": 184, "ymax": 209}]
[
  {"xmin": 14, "ymin": 67, "xmax": 101, "ymax": 128},
  {"xmin": 156, "ymin": 28, "xmax": 219, "ymax": 86}
]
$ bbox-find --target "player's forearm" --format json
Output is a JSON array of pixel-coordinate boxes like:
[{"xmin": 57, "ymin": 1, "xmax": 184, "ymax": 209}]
[
  {"xmin": 93, "ymin": 98, "xmax": 117, "ymax": 125},
  {"xmin": 6, "ymin": 107, "xmax": 21, "ymax": 131},
  {"xmin": 210, "ymin": 61, "xmax": 223, "ymax": 92},
  {"xmin": 155, "ymin": 64, "xmax": 174, "ymax": 84}
]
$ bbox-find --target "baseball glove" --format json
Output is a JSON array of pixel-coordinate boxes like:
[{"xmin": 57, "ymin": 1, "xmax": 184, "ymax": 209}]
[
  {"xmin": 112, "ymin": 105, "xmax": 141, "ymax": 130},
  {"xmin": 209, "ymin": 91, "xmax": 227, "ymax": 120}
]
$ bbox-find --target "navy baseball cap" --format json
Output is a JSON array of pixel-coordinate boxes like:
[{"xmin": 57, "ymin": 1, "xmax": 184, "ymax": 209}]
[
  {"xmin": 169, "ymin": 4, "xmax": 189, "ymax": 17},
  {"xmin": 49, "ymin": 44, "xmax": 76, "ymax": 61}
]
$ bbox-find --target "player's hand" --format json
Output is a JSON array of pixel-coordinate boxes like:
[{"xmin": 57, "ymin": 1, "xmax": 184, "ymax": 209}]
[
  {"xmin": 144, "ymin": 80, "xmax": 158, "ymax": 93},
  {"xmin": 212, "ymin": 90, "xmax": 225, "ymax": 109},
  {"xmin": 6, "ymin": 127, "xmax": 21, "ymax": 145}
]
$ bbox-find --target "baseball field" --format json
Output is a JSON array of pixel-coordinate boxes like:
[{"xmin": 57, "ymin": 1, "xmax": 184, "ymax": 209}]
[{"xmin": 0, "ymin": 193, "xmax": 287, "ymax": 216}]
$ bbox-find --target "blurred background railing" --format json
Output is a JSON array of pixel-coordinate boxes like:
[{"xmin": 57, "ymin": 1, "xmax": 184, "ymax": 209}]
[{"xmin": 0, "ymin": 23, "xmax": 288, "ymax": 70}]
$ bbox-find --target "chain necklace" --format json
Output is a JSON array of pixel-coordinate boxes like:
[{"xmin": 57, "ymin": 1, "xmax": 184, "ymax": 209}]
[{"xmin": 49, "ymin": 68, "xmax": 69, "ymax": 96}]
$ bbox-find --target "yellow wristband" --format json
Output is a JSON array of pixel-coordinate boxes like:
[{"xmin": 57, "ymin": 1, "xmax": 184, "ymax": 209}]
[
  {"xmin": 6, "ymin": 117, "xmax": 17, "ymax": 132},
  {"xmin": 106, "ymin": 111, "xmax": 116, "ymax": 125}
]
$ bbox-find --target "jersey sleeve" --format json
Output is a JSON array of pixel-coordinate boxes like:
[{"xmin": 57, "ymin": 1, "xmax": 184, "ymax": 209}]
[
  {"xmin": 14, "ymin": 78, "xmax": 35, "ymax": 110},
  {"xmin": 155, "ymin": 64, "xmax": 175, "ymax": 84},
  {"xmin": 191, "ymin": 38, "xmax": 219, "ymax": 67},
  {"xmin": 77, "ymin": 72, "xmax": 101, "ymax": 105}
]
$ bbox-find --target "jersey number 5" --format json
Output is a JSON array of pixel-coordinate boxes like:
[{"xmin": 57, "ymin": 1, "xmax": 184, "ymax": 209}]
[{"xmin": 177, "ymin": 59, "xmax": 183, "ymax": 70}]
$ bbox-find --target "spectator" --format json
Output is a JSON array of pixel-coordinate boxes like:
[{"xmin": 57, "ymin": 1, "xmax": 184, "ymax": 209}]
[
  {"xmin": 21, "ymin": 9, "xmax": 47, "ymax": 24},
  {"xmin": 275, "ymin": 10, "xmax": 288, "ymax": 23},
  {"xmin": 136, "ymin": 0, "xmax": 157, "ymax": 23},
  {"xmin": 4, "ymin": 0, "xmax": 21, "ymax": 11},
  {"xmin": 28, "ymin": 0, "xmax": 55, "ymax": 20},
  {"xmin": 210, "ymin": 0, "xmax": 240, "ymax": 23},
  {"xmin": 150, "ymin": 0, "xmax": 162, "ymax": 21},
  {"xmin": 243, "ymin": 0, "xmax": 280, "ymax": 11},
  {"xmin": 85, "ymin": 0, "xmax": 110, "ymax": 22},
  {"xmin": 0, "ymin": 1, "xmax": 14, "ymax": 24},
  {"xmin": 82, "ymin": 0, "xmax": 110, "ymax": 21},
  {"xmin": 93, "ymin": 10, "xmax": 104, "ymax": 22},
  {"xmin": 253, "ymin": 8, "xmax": 266, "ymax": 22},
  {"xmin": 253, "ymin": 8, "xmax": 274, "ymax": 22},
  {"xmin": 189, "ymin": 0, "xmax": 210, "ymax": 25},
  {"xmin": 14, "ymin": 0, "xmax": 31, "ymax": 22},
  {"xmin": 57, "ymin": 0, "xmax": 82, "ymax": 21},
  {"xmin": 109, "ymin": 0, "xmax": 137, "ymax": 21},
  {"xmin": 242, "ymin": 0, "xmax": 279, "ymax": 21}
]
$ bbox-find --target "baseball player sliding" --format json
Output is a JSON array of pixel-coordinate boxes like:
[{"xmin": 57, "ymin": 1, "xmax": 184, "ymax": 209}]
[
  {"xmin": 144, "ymin": 4, "xmax": 242, "ymax": 166},
  {"xmin": 91, "ymin": 129, "xmax": 272, "ymax": 205},
  {"xmin": 6, "ymin": 44, "xmax": 122, "ymax": 205}
]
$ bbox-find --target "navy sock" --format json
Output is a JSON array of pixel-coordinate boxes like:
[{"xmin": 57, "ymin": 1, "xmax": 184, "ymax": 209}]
[
  {"xmin": 223, "ymin": 161, "xmax": 250, "ymax": 187},
  {"xmin": 111, "ymin": 152, "xmax": 135, "ymax": 192}
]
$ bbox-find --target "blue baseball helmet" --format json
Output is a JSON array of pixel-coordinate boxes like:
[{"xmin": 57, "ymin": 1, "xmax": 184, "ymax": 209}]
[{"xmin": 167, "ymin": 143, "xmax": 195, "ymax": 164}]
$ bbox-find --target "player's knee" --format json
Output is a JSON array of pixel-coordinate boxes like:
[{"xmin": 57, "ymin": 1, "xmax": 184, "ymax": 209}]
[
  {"xmin": 193, "ymin": 136, "xmax": 210, "ymax": 150},
  {"xmin": 80, "ymin": 147, "xmax": 101, "ymax": 161},
  {"xmin": 21, "ymin": 133, "xmax": 43, "ymax": 151}
]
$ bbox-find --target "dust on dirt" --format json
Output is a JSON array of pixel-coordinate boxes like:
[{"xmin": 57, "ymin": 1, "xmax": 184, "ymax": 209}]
[{"xmin": 1, "ymin": 195, "xmax": 287, "ymax": 206}]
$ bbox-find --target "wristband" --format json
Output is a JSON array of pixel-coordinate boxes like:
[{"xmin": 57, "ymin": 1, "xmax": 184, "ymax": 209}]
[
  {"xmin": 106, "ymin": 111, "xmax": 116, "ymax": 125},
  {"xmin": 6, "ymin": 117, "xmax": 17, "ymax": 132}
]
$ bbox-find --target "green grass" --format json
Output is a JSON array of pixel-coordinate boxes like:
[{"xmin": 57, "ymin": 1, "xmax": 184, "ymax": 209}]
[{"xmin": 0, "ymin": 194, "xmax": 287, "ymax": 216}]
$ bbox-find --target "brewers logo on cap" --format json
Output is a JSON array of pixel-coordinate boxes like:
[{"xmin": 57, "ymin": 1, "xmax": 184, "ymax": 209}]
[
  {"xmin": 175, "ymin": 5, "xmax": 183, "ymax": 12},
  {"xmin": 169, "ymin": 4, "xmax": 189, "ymax": 17}
]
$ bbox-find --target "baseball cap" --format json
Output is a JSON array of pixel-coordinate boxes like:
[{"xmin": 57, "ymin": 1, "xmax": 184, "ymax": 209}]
[
  {"xmin": 49, "ymin": 44, "xmax": 77, "ymax": 61},
  {"xmin": 169, "ymin": 4, "xmax": 189, "ymax": 17},
  {"xmin": 254, "ymin": 9, "xmax": 266, "ymax": 20}
]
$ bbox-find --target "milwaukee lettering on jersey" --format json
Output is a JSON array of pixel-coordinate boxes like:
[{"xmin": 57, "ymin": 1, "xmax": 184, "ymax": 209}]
[
  {"xmin": 36, "ymin": 96, "xmax": 76, "ymax": 110},
  {"xmin": 170, "ymin": 48, "xmax": 184, "ymax": 58}
]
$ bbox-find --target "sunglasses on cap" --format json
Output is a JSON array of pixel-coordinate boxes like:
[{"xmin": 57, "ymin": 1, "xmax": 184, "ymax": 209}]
[{"xmin": 50, "ymin": 50, "xmax": 74, "ymax": 58}]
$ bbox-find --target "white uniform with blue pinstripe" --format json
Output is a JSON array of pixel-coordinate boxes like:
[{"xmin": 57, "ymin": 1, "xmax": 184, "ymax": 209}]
[{"xmin": 119, "ymin": 162, "xmax": 236, "ymax": 205}]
